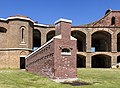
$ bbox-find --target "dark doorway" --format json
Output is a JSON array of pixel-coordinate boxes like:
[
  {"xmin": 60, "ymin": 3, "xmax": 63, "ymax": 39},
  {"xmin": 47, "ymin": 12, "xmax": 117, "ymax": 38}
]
[
  {"xmin": 33, "ymin": 29, "xmax": 41, "ymax": 49},
  {"xmin": 20, "ymin": 57, "xmax": 25, "ymax": 69},
  {"xmin": 71, "ymin": 31, "xmax": 86, "ymax": 52},
  {"xmin": 117, "ymin": 56, "xmax": 120, "ymax": 63},
  {"xmin": 77, "ymin": 54, "xmax": 86, "ymax": 68},
  {"xmin": 46, "ymin": 30, "xmax": 55, "ymax": 42},
  {"xmin": 117, "ymin": 33, "xmax": 120, "ymax": 52},
  {"xmin": 92, "ymin": 54, "xmax": 111, "ymax": 68}
]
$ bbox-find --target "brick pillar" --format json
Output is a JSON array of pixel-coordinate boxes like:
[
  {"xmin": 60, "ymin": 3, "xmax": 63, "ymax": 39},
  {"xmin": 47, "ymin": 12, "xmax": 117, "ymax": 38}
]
[
  {"xmin": 54, "ymin": 18, "xmax": 77, "ymax": 79},
  {"xmin": 86, "ymin": 32, "xmax": 91, "ymax": 52},
  {"xmin": 55, "ymin": 18, "xmax": 72, "ymax": 41},
  {"xmin": 112, "ymin": 33, "xmax": 117, "ymax": 52},
  {"xmin": 111, "ymin": 55, "xmax": 117, "ymax": 66},
  {"xmin": 41, "ymin": 32, "xmax": 46, "ymax": 45},
  {"xmin": 86, "ymin": 53, "xmax": 91, "ymax": 68}
]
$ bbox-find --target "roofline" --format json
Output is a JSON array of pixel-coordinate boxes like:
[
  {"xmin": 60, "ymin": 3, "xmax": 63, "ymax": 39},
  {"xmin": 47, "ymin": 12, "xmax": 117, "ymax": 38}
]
[
  {"xmin": 92, "ymin": 10, "xmax": 112, "ymax": 26},
  {"xmin": 34, "ymin": 23, "xmax": 49, "ymax": 27},
  {"xmin": 54, "ymin": 18, "xmax": 72, "ymax": 24},
  {"xmin": 0, "ymin": 16, "xmax": 49, "ymax": 27}
]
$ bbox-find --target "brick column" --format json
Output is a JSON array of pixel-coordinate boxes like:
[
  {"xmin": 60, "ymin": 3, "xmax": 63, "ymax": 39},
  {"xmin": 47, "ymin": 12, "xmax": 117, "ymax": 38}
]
[
  {"xmin": 86, "ymin": 53, "xmax": 91, "ymax": 68},
  {"xmin": 41, "ymin": 32, "xmax": 46, "ymax": 45},
  {"xmin": 112, "ymin": 33, "xmax": 117, "ymax": 52},
  {"xmin": 86, "ymin": 32, "xmax": 91, "ymax": 52},
  {"xmin": 111, "ymin": 55, "xmax": 117, "ymax": 66}
]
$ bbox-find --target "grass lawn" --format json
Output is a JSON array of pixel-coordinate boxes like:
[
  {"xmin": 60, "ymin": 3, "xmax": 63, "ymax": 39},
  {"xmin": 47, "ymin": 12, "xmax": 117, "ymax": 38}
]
[{"xmin": 0, "ymin": 68, "xmax": 119, "ymax": 88}]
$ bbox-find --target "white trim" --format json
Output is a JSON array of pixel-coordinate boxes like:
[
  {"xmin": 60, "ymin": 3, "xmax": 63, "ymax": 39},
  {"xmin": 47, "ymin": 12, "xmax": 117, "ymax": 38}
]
[
  {"xmin": 7, "ymin": 16, "xmax": 34, "ymax": 22},
  {"xmin": 0, "ymin": 17, "xmax": 49, "ymax": 28},
  {"xmin": 70, "ymin": 36, "xmax": 77, "ymax": 40},
  {"xmin": 55, "ymin": 18, "xmax": 72, "ymax": 24},
  {"xmin": 20, "ymin": 55, "xmax": 26, "ymax": 57},
  {"xmin": 0, "ymin": 18, "xmax": 7, "ymax": 21},
  {"xmin": 34, "ymin": 23, "xmax": 49, "ymax": 27},
  {"xmin": 54, "ymin": 35, "xmax": 61, "ymax": 39},
  {"xmin": 61, "ymin": 52, "xmax": 71, "ymax": 56},
  {"xmin": 54, "ymin": 35, "xmax": 77, "ymax": 40}
]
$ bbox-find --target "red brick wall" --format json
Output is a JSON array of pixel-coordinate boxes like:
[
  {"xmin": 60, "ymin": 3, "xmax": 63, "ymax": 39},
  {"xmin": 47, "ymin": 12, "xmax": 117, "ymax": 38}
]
[
  {"xmin": 26, "ymin": 41, "xmax": 55, "ymax": 78},
  {"xmin": 54, "ymin": 38, "xmax": 77, "ymax": 79},
  {"xmin": 93, "ymin": 11, "xmax": 120, "ymax": 27}
]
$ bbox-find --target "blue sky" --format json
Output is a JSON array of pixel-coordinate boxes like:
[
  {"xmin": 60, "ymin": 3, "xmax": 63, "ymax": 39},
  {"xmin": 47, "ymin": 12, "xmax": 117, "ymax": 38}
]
[{"xmin": 0, "ymin": 0, "xmax": 120, "ymax": 25}]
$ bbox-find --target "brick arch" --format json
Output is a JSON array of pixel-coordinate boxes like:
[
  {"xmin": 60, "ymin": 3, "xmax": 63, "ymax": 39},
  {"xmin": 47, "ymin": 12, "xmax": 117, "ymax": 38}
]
[
  {"xmin": 20, "ymin": 51, "xmax": 27, "ymax": 56},
  {"xmin": 46, "ymin": 29, "xmax": 55, "ymax": 35},
  {"xmin": 91, "ymin": 54, "xmax": 111, "ymax": 68},
  {"xmin": 116, "ymin": 30, "xmax": 120, "ymax": 52},
  {"xmin": 71, "ymin": 30, "xmax": 86, "ymax": 52},
  {"xmin": 91, "ymin": 29, "xmax": 113, "ymax": 35},
  {"xmin": 71, "ymin": 29, "xmax": 87, "ymax": 35},
  {"xmin": 77, "ymin": 54, "xmax": 86, "ymax": 68},
  {"xmin": 46, "ymin": 30, "xmax": 55, "ymax": 42},
  {"xmin": 91, "ymin": 30, "xmax": 111, "ymax": 52},
  {"xmin": 33, "ymin": 29, "xmax": 41, "ymax": 48},
  {"xmin": 91, "ymin": 52, "xmax": 112, "ymax": 57},
  {"xmin": 91, "ymin": 53, "xmax": 112, "ymax": 57},
  {"xmin": 115, "ymin": 29, "xmax": 120, "ymax": 35}
]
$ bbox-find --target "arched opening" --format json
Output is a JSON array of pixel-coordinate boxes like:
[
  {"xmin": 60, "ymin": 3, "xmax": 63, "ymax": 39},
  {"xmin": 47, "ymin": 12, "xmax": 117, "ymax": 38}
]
[
  {"xmin": 71, "ymin": 31, "xmax": 86, "ymax": 52},
  {"xmin": 33, "ymin": 29, "xmax": 41, "ymax": 50},
  {"xmin": 117, "ymin": 33, "xmax": 120, "ymax": 52},
  {"xmin": 0, "ymin": 27, "xmax": 7, "ymax": 33},
  {"xmin": 92, "ymin": 54, "xmax": 111, "ymax": 68},
  {"xmin": 117, "ymin": 56, "xmax": 120, "ymax": 63},
  {"xmin": 92, "ymin": 31, "xmax": 111, "ymax": 52},
  {"xmin": 111, "ymin": 17, "xmax": 115, "ymax": 25},
  {"xmin": 77, "ymin": 54, "xmax": 86, "ymax": 68},
  {"xmin": 62, "ymin": 48, "xmax": 70, "ymax": 52},
  {"xmin": 46, "ymin": 30, "xmax": 55, "ymax": 42}
]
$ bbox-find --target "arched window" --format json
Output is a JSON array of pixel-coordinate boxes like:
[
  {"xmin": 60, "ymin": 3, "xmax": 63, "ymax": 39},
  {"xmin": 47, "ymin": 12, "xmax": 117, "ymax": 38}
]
[
  {"xmin": 111, "ymin": 17, "xmax": 115, "ymax": 25},
  {"xmin": 62, "ymin": 48, "xmax": 70, "ymax": 53},
  {"xmin": 20, "ymin": 27, "xmax": 26, "ymax": 43},
  {"xmin": 61, "ymin": 48, "xmax": 71, "ymax": 56},
  {"xmin": 33, "ymin": 29, "xmax": 41, "ymax": 49},
  {"xmin": 46, "ymin": 30, "xmax": 55, "ymax": 42},
  {"xmin": 22, "ymin": 28, "xmax": 24, "ymax": 40},
  {"xmin": 0, "ymin": 27, "xmax": 7, "ymax": 33}
]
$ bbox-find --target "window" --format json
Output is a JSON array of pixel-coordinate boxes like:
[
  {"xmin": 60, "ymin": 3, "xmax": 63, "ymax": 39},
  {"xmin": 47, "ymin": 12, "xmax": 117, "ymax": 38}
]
[
  {"xmin": 20, "ymin": 27, "xmax": 26, "ymax": 43},
  {"xmin": 22, "ymin": 28, "xmax": 24, "ymax": 40},
  {"xmin": 62, "ymin": 48, "xmax": 70, "ymax": 53},
  {"xmin": 111, "ymin": 17, "xmax": 115, "ymax": 25},
  {"xmin": 0, "ymin": 27, "xmax": 7, "ymax": 33},
  {"xmin": 61, "ymin": 48, "xmax": 71, "ymax": 56}
]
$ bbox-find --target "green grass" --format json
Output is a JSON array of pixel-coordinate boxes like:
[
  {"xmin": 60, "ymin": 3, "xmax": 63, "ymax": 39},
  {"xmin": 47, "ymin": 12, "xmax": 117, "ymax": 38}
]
[{"xmin": 0, "ymin": 68, "xmax": 120, "ymax": 88}]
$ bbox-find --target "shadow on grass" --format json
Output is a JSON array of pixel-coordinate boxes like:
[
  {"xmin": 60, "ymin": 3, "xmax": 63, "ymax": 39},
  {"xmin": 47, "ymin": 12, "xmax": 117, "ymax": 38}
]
[{"xmin": 61, "ymin": 81, "xmax": 92, "ymax": 86}]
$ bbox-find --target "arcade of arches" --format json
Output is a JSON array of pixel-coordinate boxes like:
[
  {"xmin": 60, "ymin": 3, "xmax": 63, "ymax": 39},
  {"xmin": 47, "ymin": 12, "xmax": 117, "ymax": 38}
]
[{"xmin": 33, "ymin": 29, "xmax": 120, "ymax": 68}]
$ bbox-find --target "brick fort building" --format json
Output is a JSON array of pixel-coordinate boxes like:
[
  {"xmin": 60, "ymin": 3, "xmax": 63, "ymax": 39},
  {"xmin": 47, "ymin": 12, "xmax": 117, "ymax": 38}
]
[{"xmin": 0, "ymin": 9, "xmax": 120, "ymax": 69}]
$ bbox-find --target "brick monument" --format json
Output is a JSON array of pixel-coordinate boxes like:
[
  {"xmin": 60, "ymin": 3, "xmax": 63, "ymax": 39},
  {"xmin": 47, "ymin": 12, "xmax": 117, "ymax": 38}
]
[{"xmin": 26, "ymin": 18, "xmax": 77, "ymax": 81}]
